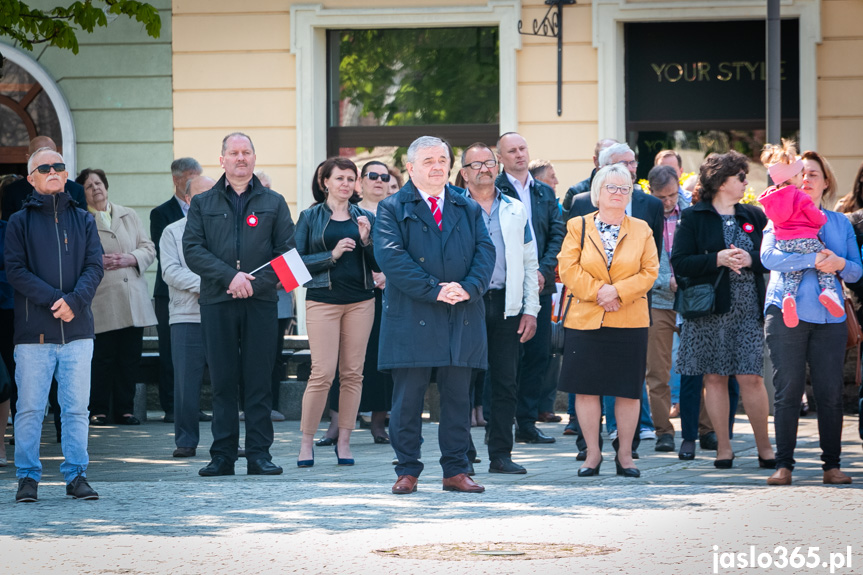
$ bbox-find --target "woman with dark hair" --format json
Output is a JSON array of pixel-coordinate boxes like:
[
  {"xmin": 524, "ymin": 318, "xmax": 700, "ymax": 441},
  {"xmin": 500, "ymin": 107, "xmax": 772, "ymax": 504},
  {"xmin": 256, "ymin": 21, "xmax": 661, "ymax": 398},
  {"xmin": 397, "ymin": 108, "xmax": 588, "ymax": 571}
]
[
  {"xmin": 671, "ymin": 151, "xmax": 775, "ymax": 469},
  {"xmin": 295, "ymin": 157, "xmax": 377, "ymax": 467},
  {"xmin": 76, "ymin": 168, "xmax": 157, "ymax": 425},
  {"xmin": 357, "ymin": 161, "xmax": 394, "ymax": 443},
  {"xmin": 762, "ymin": 150, "xmax": 861, "ymax": 485},
  {"xmin": 387, "ymin": 168, "xmax": 403, "ymax": 195},
  {"xmin": 834, "ymin": 159, "xmax": 863, "ymax": 213}
]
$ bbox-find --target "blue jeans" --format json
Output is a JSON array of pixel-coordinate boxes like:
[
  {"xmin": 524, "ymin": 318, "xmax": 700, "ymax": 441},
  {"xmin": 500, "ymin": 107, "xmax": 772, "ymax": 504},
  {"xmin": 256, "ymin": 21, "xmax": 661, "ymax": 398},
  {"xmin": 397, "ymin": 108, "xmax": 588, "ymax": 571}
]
[
  {"xmin": 14, "ymin": 339, "xmax": 93, "ymax": 483},
  {"xmin": 669, "ymin": 332, "xmax": 681, "ymax": 404},
  {"xmin": 604, "ymin": 382, "xmax": 654, "ymax": 433}
]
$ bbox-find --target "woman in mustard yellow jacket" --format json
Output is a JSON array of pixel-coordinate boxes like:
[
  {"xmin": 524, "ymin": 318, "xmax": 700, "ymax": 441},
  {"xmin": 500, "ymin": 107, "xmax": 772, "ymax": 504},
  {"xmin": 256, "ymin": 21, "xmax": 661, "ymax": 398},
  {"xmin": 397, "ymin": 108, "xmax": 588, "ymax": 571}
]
[{"xmin": 558, "ymin": 164, "xmax": 659, "ymax": 478}]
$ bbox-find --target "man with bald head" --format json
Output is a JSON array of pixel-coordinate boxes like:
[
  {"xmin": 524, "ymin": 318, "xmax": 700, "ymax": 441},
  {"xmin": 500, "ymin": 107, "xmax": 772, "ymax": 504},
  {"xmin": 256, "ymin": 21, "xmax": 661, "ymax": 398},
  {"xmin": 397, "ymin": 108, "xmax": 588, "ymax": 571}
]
[
  {"xmin": 4, "ymin": 148, "xmax": 103, "ymax": 502},
  {"xmin": 184, "ymin": 132, "xmax": 295, "ymax": 477},
  {"xmin": 1, "ymin": 137, "xmax": 85, "ymax": 219},
  {"xmin": 495, "ymin": 132, "xmax": 565, "ymax": 445},
  {"xmin": 160, "ymin": 175, "xmax": 216, "ymax": 457}
]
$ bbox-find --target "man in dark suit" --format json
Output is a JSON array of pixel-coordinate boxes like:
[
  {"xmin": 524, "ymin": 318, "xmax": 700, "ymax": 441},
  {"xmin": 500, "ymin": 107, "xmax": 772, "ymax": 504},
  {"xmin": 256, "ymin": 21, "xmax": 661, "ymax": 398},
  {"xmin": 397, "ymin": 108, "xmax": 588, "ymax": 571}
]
[
  {"xmin": 150, "ymin": 158, "xmax": 203, "ymax": 423},
  {"xmin": 495, "ymin": 132, "xmax": 566, "ymax": 445},
  {"xmin": 1, "ymin": 137, "xmax": 85, "ymax": 220},
  {"xmin": 568, "ymin": 142, "xmax": 664, "ymax": 456},
  {"xmin": 375, "ymin": 136, "xmax": 495, "ymax": 495}
]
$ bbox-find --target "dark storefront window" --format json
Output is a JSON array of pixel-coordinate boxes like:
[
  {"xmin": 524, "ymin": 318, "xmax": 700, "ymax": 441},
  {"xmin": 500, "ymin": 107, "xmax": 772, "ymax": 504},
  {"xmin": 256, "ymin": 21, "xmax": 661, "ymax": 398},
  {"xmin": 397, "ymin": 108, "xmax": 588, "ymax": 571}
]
[
  {"xmin": 327, "ymin": 27, "xmax": 500, "ymax": 168},
  {"xmin": 624, "ymin": 20, "xmax": 800, "ymax": 190}
]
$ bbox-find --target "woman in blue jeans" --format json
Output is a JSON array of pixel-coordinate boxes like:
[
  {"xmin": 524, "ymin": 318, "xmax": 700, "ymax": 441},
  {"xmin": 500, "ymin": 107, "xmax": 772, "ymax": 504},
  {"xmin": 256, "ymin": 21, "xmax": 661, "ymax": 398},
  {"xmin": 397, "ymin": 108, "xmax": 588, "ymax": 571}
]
[{"xmin": 762, "ymin": 150, "xmax": 862, "ymax": 486}]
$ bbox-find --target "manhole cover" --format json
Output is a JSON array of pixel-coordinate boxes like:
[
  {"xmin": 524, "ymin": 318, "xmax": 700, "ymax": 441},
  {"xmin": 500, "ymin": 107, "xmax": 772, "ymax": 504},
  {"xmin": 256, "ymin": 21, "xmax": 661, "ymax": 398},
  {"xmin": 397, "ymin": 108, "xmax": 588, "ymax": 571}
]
[{"xmin": 373, "ymin": 542, "xmax": 619, "ymax": 561}]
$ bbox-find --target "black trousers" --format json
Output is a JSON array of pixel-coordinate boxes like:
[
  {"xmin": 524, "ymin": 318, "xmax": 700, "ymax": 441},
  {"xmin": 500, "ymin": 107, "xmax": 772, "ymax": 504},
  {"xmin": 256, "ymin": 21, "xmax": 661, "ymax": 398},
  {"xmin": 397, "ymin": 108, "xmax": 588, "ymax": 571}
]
[
  {"xmin": 201, "ymin": 299, "xmax": 277, "ymax": 463},
  {"xmin": 90, "ymin": 326, "xmax": 144, "ymax": 419},
  {"xmin": 515, "ymin": 293, "xmax": 552, "ymax": 430},
  {"xmin": 154, "ymin": 296, "xmax": 174, "ymax": 413},
  {"xmin": 481, "ymin": 290, "xmax": 522, "ymax": 460},
  {"xmin": 765, "ymin": 306, "xmax": 847, "ymax": 471},
  {"xmin": 390, "ymin": 365, "xmax": 472, "ymax": 479}
]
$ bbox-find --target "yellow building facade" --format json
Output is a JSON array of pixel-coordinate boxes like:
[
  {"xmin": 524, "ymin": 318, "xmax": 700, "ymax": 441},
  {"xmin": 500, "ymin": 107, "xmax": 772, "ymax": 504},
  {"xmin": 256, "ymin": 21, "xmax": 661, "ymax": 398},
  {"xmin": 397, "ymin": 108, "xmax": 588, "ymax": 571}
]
[{"xmin": 171, "ymin": 0, "xmax": 863, "ymax": 215}]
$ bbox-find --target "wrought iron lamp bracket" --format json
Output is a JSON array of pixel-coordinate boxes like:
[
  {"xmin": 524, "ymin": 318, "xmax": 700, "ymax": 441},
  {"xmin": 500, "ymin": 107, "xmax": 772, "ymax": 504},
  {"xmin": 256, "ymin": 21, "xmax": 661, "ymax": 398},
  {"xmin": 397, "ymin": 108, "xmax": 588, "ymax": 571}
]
[{"xmin": 517, "ymin": 0, "xmax": 576, "ymax": 116}]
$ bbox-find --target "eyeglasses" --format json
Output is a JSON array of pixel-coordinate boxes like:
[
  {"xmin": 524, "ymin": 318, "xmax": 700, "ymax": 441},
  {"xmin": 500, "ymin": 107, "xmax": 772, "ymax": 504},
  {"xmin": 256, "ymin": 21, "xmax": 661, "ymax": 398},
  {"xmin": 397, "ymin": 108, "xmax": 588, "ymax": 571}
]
[
  {"xmin": 604, "ymin": 184, "xmax": 632, "ymax": 195},
  {"xmin": 30, "ymin": 163, "xmax": 66, "ymax": 175},
  {"xmin": 737, "ymin": 172, "xmax": 748, "ymax": 183},
  {"xmin": 617, "ymin": 160, "xmax": 639, "ymax": 168},
  {"xmin": 364, "ymin": 172, "xmax": 391, "ymax": 183},
  {"xmin": 464, "ymin": 160, "xmax": 498, "ymax": 171}
]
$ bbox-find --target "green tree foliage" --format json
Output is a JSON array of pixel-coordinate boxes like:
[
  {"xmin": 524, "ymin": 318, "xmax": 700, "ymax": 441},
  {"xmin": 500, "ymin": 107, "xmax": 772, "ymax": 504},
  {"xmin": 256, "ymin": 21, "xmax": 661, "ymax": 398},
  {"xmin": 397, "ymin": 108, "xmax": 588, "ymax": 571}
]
[
  {"xmin": 335, "ymin": 27, "xmax": 499, "ymax": 127},
  {"xmin": 0, "ymin": 0, "xmax": 161, "ymax": 55}
]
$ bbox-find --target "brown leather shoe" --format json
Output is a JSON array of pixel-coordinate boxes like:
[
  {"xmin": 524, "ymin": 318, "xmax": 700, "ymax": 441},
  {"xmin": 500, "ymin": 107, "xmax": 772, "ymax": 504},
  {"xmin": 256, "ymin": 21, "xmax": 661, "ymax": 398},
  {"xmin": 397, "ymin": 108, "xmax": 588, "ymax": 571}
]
[
  {"xmin": 766, "ymin": 468, "xmax": 792, "ymax": 486},
  {"xmin": 442, "ymin": 473, "xmax": 485, "ymax": 493},
  {"xmin": 823, "ymin": 468, "xmax": 852, "ymax": 485},
  {"xmin": 392, "ymin": 475, "xmax": 418, "ymax": 495},
  {"xmin": 537, "ymin": 411, "xmax": 562, "ymax": 423}
]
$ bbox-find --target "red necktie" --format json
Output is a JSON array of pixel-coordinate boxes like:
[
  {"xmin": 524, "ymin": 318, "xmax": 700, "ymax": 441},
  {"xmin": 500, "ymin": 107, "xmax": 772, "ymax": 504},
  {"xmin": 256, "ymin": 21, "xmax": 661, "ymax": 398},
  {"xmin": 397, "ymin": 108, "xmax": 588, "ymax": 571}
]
[{"xmin": 429, "ymin": 196, "xmax": 442, "ymax": 230}]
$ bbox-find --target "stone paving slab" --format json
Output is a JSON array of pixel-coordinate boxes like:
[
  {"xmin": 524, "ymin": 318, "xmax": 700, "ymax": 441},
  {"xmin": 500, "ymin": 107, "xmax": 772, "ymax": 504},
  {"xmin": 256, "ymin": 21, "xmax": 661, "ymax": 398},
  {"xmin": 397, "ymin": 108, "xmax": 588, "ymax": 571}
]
[{"xmin": 0, "ymin": 414, "xmax": 861, "ymax": 574}]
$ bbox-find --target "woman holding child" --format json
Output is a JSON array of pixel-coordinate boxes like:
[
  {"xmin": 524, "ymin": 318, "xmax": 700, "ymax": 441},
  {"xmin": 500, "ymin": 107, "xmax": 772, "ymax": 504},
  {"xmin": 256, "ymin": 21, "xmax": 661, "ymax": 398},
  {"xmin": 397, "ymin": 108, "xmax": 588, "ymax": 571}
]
[{"xmin": 761, "ymin": 148, "xmax": 862, "ymax": 486}]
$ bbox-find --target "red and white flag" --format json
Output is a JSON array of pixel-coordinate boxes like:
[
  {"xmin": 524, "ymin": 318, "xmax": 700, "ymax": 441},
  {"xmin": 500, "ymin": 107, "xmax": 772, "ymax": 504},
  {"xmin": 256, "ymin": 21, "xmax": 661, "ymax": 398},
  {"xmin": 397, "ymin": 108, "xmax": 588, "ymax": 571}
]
[{"xmin": 269, "ymin": 248, "xmax": 311, "ymax": 292}]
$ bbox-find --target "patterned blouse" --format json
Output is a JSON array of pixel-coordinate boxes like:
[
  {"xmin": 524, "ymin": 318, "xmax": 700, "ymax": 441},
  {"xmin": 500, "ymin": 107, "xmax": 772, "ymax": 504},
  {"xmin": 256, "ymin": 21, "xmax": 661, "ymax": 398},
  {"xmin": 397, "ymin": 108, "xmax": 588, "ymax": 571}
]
[{"xmin": 595, "ymin": 216, "xmax": 620, "ymax": 269}]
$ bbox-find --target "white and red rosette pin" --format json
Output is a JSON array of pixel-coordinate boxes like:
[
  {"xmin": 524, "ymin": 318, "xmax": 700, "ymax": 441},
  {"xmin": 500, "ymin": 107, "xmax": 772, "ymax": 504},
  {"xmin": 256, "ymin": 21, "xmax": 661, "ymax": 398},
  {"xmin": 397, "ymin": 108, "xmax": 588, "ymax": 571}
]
[
  {"xmin": 247, "ymin": 214, "xmax": 258, "ymax": 227},
  {"xmin": 742, "ymin": 222, "xmax": 754, "ymax": 233}
]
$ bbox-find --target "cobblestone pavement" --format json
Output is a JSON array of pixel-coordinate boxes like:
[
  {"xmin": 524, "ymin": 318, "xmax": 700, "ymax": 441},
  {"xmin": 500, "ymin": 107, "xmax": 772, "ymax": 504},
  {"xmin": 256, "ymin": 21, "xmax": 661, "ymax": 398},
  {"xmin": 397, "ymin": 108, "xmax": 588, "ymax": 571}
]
[{"xmin": 1, "ymin": 413, "xmax": 860, "ymax": 575}]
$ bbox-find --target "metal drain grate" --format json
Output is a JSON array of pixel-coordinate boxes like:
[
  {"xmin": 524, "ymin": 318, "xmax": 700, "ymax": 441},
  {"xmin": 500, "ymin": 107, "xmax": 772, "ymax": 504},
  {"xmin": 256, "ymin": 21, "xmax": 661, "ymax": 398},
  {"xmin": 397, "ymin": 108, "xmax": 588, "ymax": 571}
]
[{"xmin": 373, "ymin": 542, "xmax": 619, "ymax": 561}]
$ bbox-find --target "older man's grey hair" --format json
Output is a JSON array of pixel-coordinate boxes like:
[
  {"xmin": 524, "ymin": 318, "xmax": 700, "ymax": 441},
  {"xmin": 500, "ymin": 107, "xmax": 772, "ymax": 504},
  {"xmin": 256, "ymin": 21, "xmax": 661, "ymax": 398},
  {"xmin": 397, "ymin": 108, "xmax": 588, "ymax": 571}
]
[
  {"xmin": 221, "ymin": 132, "xmax": 256, "ymax": 156},
  {"xmin": 648, "ymin": 164, "xmax": 679, "ymax": 193},
  {"xmin": 598, "ymin": 142, "xmax": 635, "ymax": 168},
  {"xmin": 171, "ymin": 157, "xmax": 202, "ymax": 178},
  {"xmin": 590, "ymin": 164, "xmax": 632, "ymax": 207},
  {"xmin": 407, "ymin": 136, "xmax": 446, "ymax": 164},
  {"xmin": 28, "ymin": 147, "xmax": 63, "ymax": 174}
]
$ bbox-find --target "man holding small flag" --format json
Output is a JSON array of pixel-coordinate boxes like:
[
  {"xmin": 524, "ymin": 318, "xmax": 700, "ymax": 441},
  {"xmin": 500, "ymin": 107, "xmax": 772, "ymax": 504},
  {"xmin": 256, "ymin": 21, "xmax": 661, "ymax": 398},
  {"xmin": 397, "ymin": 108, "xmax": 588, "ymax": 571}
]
[{"xmin": 183, "ymin": 132, "xmax": 296, "ymax": 477}]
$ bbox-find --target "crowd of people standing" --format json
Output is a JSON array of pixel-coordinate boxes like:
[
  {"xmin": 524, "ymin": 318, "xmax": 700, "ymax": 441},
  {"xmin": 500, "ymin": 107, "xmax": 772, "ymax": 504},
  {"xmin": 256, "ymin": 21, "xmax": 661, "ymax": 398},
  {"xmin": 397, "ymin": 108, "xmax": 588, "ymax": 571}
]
[{"xmin": 1, "ymin": 129, "xmax": 862, "ymax": 502}]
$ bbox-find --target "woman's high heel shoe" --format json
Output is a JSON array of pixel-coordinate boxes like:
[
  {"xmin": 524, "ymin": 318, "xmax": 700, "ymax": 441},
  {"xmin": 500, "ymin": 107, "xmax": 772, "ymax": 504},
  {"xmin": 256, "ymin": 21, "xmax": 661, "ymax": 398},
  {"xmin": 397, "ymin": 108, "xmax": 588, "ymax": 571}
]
[
  {"xmin": 297, "ymin": 449, "xmax": 314, "ymax": 468},
  {"xmin": 758, "ymin": 455, "xmax": 776, "ymax": 469},
  {"xmin": 714, "ymin": 454, "xmax": 735, "ymax": 469},
  {"xmin": 578, "ymin": 456, "xmax": 603, "ymax": 477},
  {"xmin": 614, "ymin": 455, "xmax": 640, "ymax": 478},
  {"xmin": 335, "ymin": 445, "xmax": 355, "ymax": 466}
]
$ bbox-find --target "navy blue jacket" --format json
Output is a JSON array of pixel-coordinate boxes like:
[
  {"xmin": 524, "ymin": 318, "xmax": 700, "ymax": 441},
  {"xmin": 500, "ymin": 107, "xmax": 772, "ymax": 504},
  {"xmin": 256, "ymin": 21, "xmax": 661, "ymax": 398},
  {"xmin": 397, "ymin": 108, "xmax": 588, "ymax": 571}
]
[
  {"xmin": 4, "ymin": 191, "xmax": 104, "ymax": 345},
  {"xmin": 495, "ymin": 172, "xmax": 565, "ymax": 295},
  {"xmin": 373, "ymin": 182, "xmax": 495, "ymax": 370}
]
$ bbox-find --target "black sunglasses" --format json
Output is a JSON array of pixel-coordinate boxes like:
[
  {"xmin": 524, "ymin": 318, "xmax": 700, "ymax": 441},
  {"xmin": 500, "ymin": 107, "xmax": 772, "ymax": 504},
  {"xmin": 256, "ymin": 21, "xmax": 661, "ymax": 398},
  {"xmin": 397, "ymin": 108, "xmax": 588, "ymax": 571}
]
[
  {"xmin": 737, "ymin": 171, "xmax": 747, "ymax": 183},
  {"xmin": 365, "ymin": 172, "xmax": 391, "ymax": 183},
  {"xmin": 30, "ymin": 163, "xmax": 66, "ymax": 175}
]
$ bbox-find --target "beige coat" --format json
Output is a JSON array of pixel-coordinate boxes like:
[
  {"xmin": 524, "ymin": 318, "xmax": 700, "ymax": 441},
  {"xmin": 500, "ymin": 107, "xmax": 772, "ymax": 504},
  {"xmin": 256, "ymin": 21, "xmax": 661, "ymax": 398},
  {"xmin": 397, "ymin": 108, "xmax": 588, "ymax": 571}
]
[{"xmin": 91, "ymin": 202, "xmax": 158, "ymax": 334}]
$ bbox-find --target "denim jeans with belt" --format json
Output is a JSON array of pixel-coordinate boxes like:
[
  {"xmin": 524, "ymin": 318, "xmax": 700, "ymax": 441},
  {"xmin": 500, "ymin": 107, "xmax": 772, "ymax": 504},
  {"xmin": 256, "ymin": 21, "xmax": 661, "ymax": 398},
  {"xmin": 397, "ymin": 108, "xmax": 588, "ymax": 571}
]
[{"xmin": 14, "ymin": 339, "xmax": 93, "ymax": 483}]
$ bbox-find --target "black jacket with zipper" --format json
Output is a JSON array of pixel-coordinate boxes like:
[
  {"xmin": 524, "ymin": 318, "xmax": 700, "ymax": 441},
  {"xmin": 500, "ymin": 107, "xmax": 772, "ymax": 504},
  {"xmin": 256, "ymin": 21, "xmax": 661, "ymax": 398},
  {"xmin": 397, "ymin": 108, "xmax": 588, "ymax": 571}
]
[
  {"xmin": 295, "ymin": 201, "xmax": 378, "ymax": 290},
  {"xmin": 4, "ymin": 191, "xmax": 104, "ymax": 345},
  {"xmin": 183, "ymin": 174, "xmax": 296, "ymax": 305}
]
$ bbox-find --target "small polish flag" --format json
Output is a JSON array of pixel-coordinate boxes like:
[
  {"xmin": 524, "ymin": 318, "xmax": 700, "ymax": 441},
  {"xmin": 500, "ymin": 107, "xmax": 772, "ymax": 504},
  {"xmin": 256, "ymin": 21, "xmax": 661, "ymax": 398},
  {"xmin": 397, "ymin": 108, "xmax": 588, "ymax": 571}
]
[{"xmin": 251, "ymin": 248, "xmax": 311, "ymax": 292}]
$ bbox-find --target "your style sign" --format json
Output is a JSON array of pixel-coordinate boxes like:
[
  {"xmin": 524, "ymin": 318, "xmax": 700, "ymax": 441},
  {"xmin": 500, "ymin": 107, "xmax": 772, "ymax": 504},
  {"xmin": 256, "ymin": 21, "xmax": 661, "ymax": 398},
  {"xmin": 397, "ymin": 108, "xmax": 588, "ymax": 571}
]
[{"xmin": 650, "ymin": 61, "xmax": 788, "ymax": 83}]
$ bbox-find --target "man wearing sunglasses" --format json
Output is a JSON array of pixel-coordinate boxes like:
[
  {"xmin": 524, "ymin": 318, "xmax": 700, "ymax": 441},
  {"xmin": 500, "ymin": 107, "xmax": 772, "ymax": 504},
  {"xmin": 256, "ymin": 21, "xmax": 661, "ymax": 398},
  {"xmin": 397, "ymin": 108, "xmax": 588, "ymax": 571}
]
[
  {"xmin": 1, "ymin": 137, "xmax": 86, "ymax": 220},
  {"xmin": 4, "ymin": 148, "xmax": 104, "ymax": 503}
]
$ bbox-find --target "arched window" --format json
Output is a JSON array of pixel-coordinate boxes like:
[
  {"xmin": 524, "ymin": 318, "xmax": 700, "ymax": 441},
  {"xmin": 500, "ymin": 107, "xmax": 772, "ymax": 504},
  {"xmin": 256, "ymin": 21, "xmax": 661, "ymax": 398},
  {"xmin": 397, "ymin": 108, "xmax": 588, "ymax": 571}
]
[{"xmin": 0, "ymin": 46, "xmax": 76, "ymax": 175}]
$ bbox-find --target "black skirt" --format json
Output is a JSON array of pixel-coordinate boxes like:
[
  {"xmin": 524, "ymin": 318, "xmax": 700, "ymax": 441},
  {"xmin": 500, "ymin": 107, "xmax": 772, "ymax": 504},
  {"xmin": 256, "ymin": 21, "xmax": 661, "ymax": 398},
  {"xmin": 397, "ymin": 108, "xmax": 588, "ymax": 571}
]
[{"xmin": 558, "ymin": 326, "xmax": 648, "ymax": 399}]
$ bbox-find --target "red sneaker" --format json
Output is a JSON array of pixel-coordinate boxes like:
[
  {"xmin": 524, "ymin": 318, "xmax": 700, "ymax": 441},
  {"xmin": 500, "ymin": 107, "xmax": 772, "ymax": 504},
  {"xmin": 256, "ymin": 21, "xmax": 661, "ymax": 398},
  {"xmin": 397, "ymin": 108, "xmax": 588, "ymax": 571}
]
[
  {"xmin": 819, "ymin": 290, "xmax": 844, "ymax": 317},
  {"xmin": 782, "ymin": 295, "xmax": 799, "ymax": 328}
]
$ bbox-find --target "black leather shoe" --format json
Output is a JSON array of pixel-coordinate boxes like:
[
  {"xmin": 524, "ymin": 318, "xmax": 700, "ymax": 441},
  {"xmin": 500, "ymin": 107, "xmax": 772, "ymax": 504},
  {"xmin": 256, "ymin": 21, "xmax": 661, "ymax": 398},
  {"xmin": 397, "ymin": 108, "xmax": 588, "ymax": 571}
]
[
  {"xmin": 678, "ymin": 439, "xmax": 696, "ymax": 460},
  {"xmin": 248, "ymin": 458, "xmax": 283, "ymax": 475},
  {"xmin": 700, "ymin": 432, "xmax": 718, "ymax": 451},
  {"xmin": 615, "ymin": 455, "xmax": 640, "ymax": 477},
  {"xmin": 489, "ymin": 458, "xmax": 527, "ymax": 474},
  {"xmin": 315, "ymin": 436, "xmax": 337, "ymax": 447},
  {"xmin": 117, "ymin": 415, "xmax": 140, "ymax": 425},
  {"xmin": 713, "ymin": 455, "xmax": 735, "ymax": 469},
  {"xmin": 16, "ymin": 478, "xmax": 38, "ymax": 503},
  {"xmin": 173, "ymin": 447, "xmax": 196, "ymax": 458},
  {"xmin": 576, "ymin": 449, "xmax": 587, "ymax": 461},
  {"xmin": 198, "ymin": 456, "xmax": 234, "ymax": 477},
  {"xmin": 655, "ymin": 433, "xmax": 675, "ymax": 452},
  {"xmin": 198, "ymin": 411, "xmax": 213, "ymax": 422},
  {"xmin": 514, "ymin": 428, "xmax": 556, "ymax": 444},
  {"xmin": 578, "ymin": 456, "xmax": 602, "ymax": 477},
  {"xmin": 758, "ymin": 456, "xmax": 777, "ymax": 469},
  {"xmin": 66, "ymin": 475, "xmax": 99, "ymax": 500}
]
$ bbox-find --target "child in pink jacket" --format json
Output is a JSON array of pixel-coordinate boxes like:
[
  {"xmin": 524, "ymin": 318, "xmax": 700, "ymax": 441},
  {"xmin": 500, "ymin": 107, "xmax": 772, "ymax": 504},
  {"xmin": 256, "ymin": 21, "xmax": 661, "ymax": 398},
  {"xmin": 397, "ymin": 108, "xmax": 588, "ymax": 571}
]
[{"xmin": 758, "ymin": 140, "xmax": 843, "ymax": 328}]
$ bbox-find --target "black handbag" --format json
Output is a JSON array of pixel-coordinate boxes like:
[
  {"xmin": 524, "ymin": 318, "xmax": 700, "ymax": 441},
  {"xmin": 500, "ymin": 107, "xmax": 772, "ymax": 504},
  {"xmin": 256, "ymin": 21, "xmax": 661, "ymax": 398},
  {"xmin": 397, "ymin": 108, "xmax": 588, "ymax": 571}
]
[
  {"xmin": 676, "ymin": 267, "xmax": 726, "ymax": 320},
  {"xmin": 551, "ymin": 216, "xmax": 583, "ymax": 354}
]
